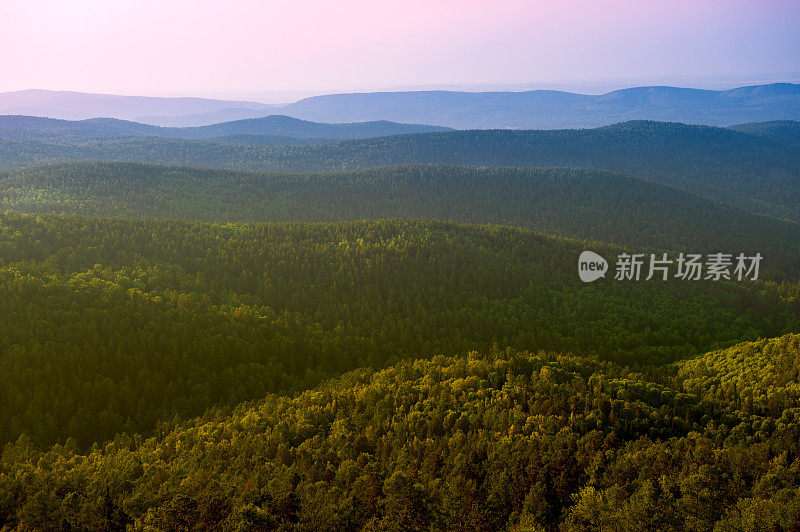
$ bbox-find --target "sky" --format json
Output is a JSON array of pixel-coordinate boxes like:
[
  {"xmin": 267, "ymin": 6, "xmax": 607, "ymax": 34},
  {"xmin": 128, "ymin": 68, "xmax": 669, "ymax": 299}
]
[{"xmin": 1, "ymin": 0, "xmax": 799, "ymax": 102}]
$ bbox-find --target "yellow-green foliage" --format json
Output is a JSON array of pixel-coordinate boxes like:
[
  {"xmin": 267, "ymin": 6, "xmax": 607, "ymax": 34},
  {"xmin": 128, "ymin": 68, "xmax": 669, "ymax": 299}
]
[
  {"xmin": 2, "ymin": 345, "xmax": 799, "ymax": 530},
  {"xmin": 1, "ymin": 212, "xmax": 796, "ymax": 449},
  {"xmin": 678, "ymin": 334, "xmax": 800, "ymax": 417}
]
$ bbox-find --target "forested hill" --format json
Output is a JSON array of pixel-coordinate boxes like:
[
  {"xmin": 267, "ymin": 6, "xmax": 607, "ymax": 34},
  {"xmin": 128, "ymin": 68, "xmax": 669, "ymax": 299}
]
[
  {"xmin": 3, "ymin": 162, "xmax": 800, "ymax": 279},
  {"xmin": 728, "ymin": 120, "xmax": 800, "ymax": 146},
  {"xmin": 0, "ymin": 214, "xmax": 797, "ymax": 450},
  {"xmin": 676, "ymin": 333, "xmax": 800, "ymax": 418},
  {"xmin": 0, "ymin": 114, "xmax": 451, "ymax": 142},
  {"xmin": 2, "ymin": 121, "xmax": 798, "ymax": 221},
  {"xmin": 3, "ymin": 335, "xmax": 799, "ymax": 530}
]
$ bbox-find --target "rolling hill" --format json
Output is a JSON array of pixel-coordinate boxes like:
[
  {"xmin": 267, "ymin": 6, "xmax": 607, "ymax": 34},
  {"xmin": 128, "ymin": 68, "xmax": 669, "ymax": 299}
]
[
  {"xmin": 2, "ymin": 121, "xmax": 798, "ymax": 221},
  {"xmin": 2, "ymin": 162, "xmax": 799, "ymax": 279},
  {"xmin": 0, "ymin": 214, "xmax": 796, "ymax": 450},
  {"xmin": 3, "ymin": 335, "xmax": 799, "ymax": 530},
  {"xmin": 0, "ymin": 114, "xmax": 451, "ymax": 143},
  {"xmin": 729, "ymin": 120, "xmax": 800, "ymax": 146}
]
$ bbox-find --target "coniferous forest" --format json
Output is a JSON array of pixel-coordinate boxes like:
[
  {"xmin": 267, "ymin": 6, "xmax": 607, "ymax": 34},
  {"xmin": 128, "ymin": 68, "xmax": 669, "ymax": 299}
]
[{"xmin": 0, "ymin": 114, "xmax": 799, "ymax": 531}]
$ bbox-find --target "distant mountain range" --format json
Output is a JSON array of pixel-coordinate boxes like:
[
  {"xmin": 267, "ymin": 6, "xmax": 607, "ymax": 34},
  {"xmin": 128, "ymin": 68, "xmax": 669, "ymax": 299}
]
[
  {"xmin": 0, "ymin": 115, "xmax": 451, "ymax": 142},
  {"xmin": 2, "ymin": 84, "xmax": 798, "ymax": 128},
  {"xmin": 281, "ymin": 84, "xmax": 800, "ymax": 128},
  {"xmin": 0, "ymin": 89, "xmax": 277, "ymax": 126}
]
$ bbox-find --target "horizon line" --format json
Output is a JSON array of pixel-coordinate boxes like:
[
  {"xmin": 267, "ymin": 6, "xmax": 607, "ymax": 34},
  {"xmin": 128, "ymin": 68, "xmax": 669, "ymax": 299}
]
[{"xmin": 2, "ymin": 77, "xmax": 800, "ymax": 106}]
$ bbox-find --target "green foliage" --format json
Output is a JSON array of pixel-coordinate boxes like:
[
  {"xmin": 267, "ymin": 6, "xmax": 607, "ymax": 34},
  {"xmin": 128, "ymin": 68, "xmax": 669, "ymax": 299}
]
[
  {"xmin": 729, "ymin": 120, "xmax": 800, "ymax": 146},
  {"xmin": 1, "ymin": 121, "xmax": 799, "ymax": 529},
  {"xmin": 3, "ymin": 162, "xmax": 799, "ymax": 280},
  {"xmin": 676, "ymin": 333, "xmax": 800, "ymax": 417},
  {"xmin": 0, "ymin": 213, "xmax": 796, "ymax": 450},
  {"xmin": 3, "ymin": 345, "xmax": 800, "ymax": 530},
  {"xmin": 2, "ymin": 121, "xmax": 799, "ymax": 220}
]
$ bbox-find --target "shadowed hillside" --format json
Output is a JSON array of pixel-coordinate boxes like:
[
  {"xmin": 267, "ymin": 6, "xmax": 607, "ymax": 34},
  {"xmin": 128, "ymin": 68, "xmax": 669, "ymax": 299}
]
[
  {"xmin": 2, "ymin": 121, "xmax": 798, "ymax": 221},
  {"xmin": 3, "ymin": 162, "xmax": 799, "ymax": 279}
]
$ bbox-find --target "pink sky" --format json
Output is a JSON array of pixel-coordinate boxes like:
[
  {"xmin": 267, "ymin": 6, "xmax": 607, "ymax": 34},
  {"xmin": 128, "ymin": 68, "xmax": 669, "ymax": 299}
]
[{"xmin": 1, "ymin": 0, "xmax": 798, "ymax": 100}]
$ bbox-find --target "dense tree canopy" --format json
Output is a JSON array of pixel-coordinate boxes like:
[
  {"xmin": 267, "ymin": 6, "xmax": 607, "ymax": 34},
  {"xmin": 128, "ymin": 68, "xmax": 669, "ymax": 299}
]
[
  {"xmin": 2, "ymin": 162, "xmax": 799, "ymax": 280},
  {"xmin": 728, "ymin": 120, "xmax": 800, "ymax": 147},
  {"xmin": 1, "ymin": 117, "xmax": 799, "ymax": 529},
  {"xmin": 3, "ymin": 339, "xmax": 800, "ymax": 530},
  {"xmin": 2, "ymin": 121, "xmax": 799, "ymax": 220},
  {"xmin": 0, "ymin": 213, "xmax": 796, "ymax": 450}
]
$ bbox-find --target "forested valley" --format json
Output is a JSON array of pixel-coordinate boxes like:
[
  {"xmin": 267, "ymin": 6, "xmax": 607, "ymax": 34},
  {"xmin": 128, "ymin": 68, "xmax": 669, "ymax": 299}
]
[{"xmin": 0, "ymin": 117, "xmax": 799, "ymax": 530}]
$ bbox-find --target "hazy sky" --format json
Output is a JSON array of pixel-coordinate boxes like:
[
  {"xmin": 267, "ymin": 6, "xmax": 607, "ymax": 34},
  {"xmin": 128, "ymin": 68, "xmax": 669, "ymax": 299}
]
[{"xmin": 1, "ymin": 0, "xmax": 799, "ymax": 101}]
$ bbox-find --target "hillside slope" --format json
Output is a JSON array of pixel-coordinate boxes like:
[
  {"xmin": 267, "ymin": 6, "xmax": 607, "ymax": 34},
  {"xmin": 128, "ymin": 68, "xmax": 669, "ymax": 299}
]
[
  {"xmin": 0, "ymin": 214, "xmax": 796, "ymax": 449},
  {"xmin": 729, "ymin": 120, "xmax": 800, "ymax": 146},
  {"xmin": 3, "ymin": 340, "xmax": 800, "ymax": 530},
  {"xmin": 676, "ymin": 333, "xmax": 800, "ymax": 417},
  {"xmin": 3, "ymin": 162, "xmax": 799, "ymax": 279},
  {"xmin": 0, "ymin": 114, "xmax": 451, "ymax": 143},
  {"xmin": 2, "ymin": 121, "xmax": 797, "ymax": 221}
]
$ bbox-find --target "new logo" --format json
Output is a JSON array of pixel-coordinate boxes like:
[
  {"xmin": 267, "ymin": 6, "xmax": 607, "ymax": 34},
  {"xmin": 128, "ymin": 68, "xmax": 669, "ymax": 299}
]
[{"xmin": 578, "ymin": 251, "xmax": 608, "ymax": 282}]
